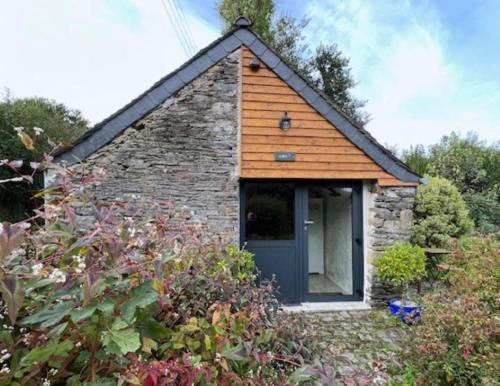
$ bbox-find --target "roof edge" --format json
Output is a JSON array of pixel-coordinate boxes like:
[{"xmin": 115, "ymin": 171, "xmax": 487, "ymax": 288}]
[
  {"xmin": 55, "ymin": 26, "xmax": 246, "ymax": 164},
  {"xmin": 57, "ymin": 24, "xmax": 420, "ymax": 183}
]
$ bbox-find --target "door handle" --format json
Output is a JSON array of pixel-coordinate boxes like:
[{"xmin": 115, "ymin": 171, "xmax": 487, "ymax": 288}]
[{"xmin": 304, "ymin": 220, "xmax": 315, "ymax": 225}]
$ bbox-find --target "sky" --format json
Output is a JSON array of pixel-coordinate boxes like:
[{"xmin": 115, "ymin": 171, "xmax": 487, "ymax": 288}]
[{"xmin": 1, "ymin": 0, "xmax": 499, "ymax": 149}]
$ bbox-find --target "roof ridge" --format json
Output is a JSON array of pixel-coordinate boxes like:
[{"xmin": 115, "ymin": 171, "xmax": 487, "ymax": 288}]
[{"xmin": 56, "ymin": 24, "xmax": 420, "ymax": 183}]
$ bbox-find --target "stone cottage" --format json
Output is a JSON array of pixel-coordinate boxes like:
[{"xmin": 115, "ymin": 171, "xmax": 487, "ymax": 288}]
[{"xmin": 56, "ymin": 17, "xmax": 421, "ymax": 307}]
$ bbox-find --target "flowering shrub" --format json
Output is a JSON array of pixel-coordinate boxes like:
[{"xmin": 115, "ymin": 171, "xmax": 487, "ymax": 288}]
[
  {"xmin": 406, "ymin": 236, "xmax": 499, "ymax": 384},
  {"xmin": 0, "ymin": 129, "xmax": 330, "ymax": 385}
]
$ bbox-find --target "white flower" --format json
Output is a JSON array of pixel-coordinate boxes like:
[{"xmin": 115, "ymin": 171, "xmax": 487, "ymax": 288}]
[
  {"xmin": 75, "ymin": 263, "xmax": 86, "ymax": 274},
  {"xmin": 30, "ymin": 162, "xmax": 41, "ymax": 170},
  {"xmin": 173, "ymin": 240, "xmax": 181, "ymax": 254},
  {"xmin": 0, "ymin": 365, "xmax": 9, "ymax": 374},
  {"xmin": 129, "ymin": 228, "xmax": 136, "ymax": 237},
  {"xmin": 72, "ymin": 255, "xmax": 86, "ymax": 273},
  {"xmin": 0, "ymin": 352, "xmax": 10, "ymax": 362},
  {"xmin": 48, "ymin": 368, "xmax": 58, "ymax": 375},
  {"xmin": 13, "ymin": 127, "xmax": 24, "ymax": 134},
  {"xmin": 42, "ymin": 379, "xmax": 51, "ymax": 386},
  {"xmin": 32, "ymin": 263, "xmax": 44, "ymax": 275},
  {"xmin": 49, "ymin": 268, "xmax": 66, "ymax": 284},
  {"xmin": 75, "ymin": 341, "xmax": 82, "ymax": 348},
  {"xmin": 33, "ymin": 127, "xmax": 44, "ymax": 136}
]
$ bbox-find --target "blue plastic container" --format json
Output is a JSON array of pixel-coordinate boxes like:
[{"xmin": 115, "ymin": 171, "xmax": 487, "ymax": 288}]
[{"xmin": 389, "ymin": 299, "xmax": 421, "ymax": 323}]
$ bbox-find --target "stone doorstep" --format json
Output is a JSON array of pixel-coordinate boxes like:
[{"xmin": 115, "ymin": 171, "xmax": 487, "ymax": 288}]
[{"xmin": 281, "ymin": 301, "xmax": 371, "ymax": 313}]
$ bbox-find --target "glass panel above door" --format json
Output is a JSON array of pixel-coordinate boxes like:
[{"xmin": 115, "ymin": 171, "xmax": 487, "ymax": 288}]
[
  {"xmin": 244, "ymin": 183, "xmax": 295, "ymax": 240},
  {"xmin": 307, "ymin": 186, "xmax": 353, "ymax": 296}
]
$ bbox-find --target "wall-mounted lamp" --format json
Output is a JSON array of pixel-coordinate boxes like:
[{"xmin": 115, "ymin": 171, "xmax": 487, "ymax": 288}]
[
  {"xmin": 249, "ymin": 57, "xmax": 261, "ymax": 71},
  {"xmin": 279, "ymin": 111, "xmax": 292, "ymax": 131}
]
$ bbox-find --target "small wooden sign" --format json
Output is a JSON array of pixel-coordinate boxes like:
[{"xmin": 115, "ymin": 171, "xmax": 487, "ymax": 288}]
[{"xmin": 274, "ymin": 152, "xmax": 296, "ymax": 162}]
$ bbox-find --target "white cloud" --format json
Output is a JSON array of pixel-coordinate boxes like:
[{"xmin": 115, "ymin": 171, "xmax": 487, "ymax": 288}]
[
  {"xmin": 305, "ymin": 0, "xmax": 500, "ymax": 148},
  {"xmin": 0, "ymin": 0, "xmax": 219, "ymax": 125}
]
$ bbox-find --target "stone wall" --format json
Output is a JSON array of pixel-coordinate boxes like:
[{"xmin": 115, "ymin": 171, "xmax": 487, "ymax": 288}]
[
  {"xmin": 364, "ymin": 182, "xmax": 417, "ymax": 306},
  {"xmin": 75, "ymin": 50, "xmax": 240, "ymax": 242}
]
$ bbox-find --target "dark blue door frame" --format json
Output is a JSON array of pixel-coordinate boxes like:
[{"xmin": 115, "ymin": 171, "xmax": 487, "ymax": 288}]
[{"xmin": 240, "ymin": 180, "xmax": 364, "ymax": 304}]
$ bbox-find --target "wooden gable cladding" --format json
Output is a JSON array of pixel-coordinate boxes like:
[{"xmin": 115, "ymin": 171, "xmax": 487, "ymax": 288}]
[{"xmin": 240, "ymin": 47, "xmax": 417, "ymax": 187}]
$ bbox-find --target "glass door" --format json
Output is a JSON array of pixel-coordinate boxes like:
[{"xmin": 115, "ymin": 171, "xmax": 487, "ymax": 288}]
[
  {"xmin": 241, "ymin": 182, "xmax": 301, "ymax": 304},
  {"xmin": 304, "ymin": 182, "xmax": 363, "ymax": 301},
  {"xmin": 241, "ymin": 181, "xmax": 364, "ymax": 304}
]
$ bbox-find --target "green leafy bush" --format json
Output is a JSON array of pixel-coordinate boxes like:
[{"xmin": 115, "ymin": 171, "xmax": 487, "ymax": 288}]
[
  {"xmin": 406, "ymin": 236, "xmax": 499, "ymax": 384},
  {"xmin": 374, "ymin": 243, "xmax": 426, "ymax": 288},
  {"xmin": 0, "ymin": 132, "xmax": 330, "ymax": 385},
  {"xmin": 412, "ymin": 176, "xmax": 473, "ymax": 247},
  {"xmin": 0, "ymin": 95, "xmax": 88, "ymax": 222},
  {"xmin": 463, "ymin": 192, "xmax": 500, "ymax": 234},
  {"xmin": 402, "ymin": 132, "xmax": 500, "ymax": 234}
]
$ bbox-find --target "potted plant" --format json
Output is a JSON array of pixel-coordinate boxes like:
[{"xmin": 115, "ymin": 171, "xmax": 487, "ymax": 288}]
[{"xmin": 374, "ymin": 242, "xmax": 426, "ymax": 323}]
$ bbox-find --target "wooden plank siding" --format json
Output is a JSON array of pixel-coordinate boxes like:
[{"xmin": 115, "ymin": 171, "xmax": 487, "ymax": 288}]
[{"xmin": 240, "ymin": 47, "xmax": 418, "ymax": 187}]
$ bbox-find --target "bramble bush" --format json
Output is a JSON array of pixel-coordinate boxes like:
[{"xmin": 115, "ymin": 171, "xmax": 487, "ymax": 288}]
[
  {"xmin": 405, "ymin": 236, "xmax": 499, "ymax": 385},
  {"xmin": 0, "ymin": 128, "xmax": 331, "ymax": 385}
]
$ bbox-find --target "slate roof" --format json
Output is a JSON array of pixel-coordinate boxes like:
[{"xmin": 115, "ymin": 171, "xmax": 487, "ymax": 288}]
[{"xmin": 56, "ymin": 17, "xmax": 420, "ymax": 183}]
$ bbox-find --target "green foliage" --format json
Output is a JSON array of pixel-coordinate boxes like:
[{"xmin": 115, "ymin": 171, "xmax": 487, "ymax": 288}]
[
  {"xmin": 0, "ymin": 93, "xmax": 88, "ymax": 222},
  {"xmin": 412, "ymin": 176, "xmax": 473, "ymax": 247},
  {"xmin": 217, "ymin": 0, "xmax": 369, "ymax": 126},
  {"xmin": 218, "ymin": 0, "xmax": 275, "ymax": 43},
  {"xmin": 405, "ymin": 236, "xmax": 499, "ymax": 384},
  {"xmin": 400, "ymin": 144, "xmax": 430, "ymax": 176},
  {"xmin": 0, "ymin": 137, "xmax": 329, "ymax": 385},
  {"xmin": 307, "ymin": 44, "xmax": 369, "ymax": 126},
  {"xmin": 374, "ymin": 243, "xmax": 426, "ymax": 288},
  {"xmin": 428, "ymin": 132, "xmax": 498, "ymax": 195},
  {"xmin": 463, "ymin": 192, "xmax": 500, "ymax": 234},
  {"xmin": 401, "ymin": 132, "xmax": 500, "ymax": 233}
]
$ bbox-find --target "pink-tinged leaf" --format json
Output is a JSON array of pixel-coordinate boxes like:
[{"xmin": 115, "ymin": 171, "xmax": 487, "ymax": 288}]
[
  {"xmin": 8, "ymin": 160, "xmax": 23, "ymax": 169},
  {"xmin": 17, "ymin": 131, "xmax": 34, "ymax": 150},
  {"xmin": 0, "ymin": 222, "xmax": 27, "ymax": 259},
  {"xmin": 105, "ymin": 235, "xmax": 123, "ymax": 262},
  {"xmin": 82, "ymin": 274, "xmax": 101, "ymax": 305},
  {"xmin": 22, "ymin": 175, "xmax": 33, "ymax": 184},
  {"xmin": 0, "ymin": 275, "xmax": 25, "ymax": 324},
  {"xmin": 63, "ymin": 204, "xmax": 76, "ymax": 229}
]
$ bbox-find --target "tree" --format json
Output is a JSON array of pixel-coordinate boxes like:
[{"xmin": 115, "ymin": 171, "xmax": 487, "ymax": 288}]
[
  {"xmin": 401, "ymin": 144, "xmax": 430, "ymax": 176},
  {"xmin": 428, "ymin": 132, "xmax": 496, "ymax": 195},
  {"xmin": 307, "ymin": 44, "xmax": 369, "ymax": 126},
  {"xmin": 0, "ymin": 93, "xmax": 88, "ymax": 221},
  {"xmin": 404, "ymin": 132, "xmax": 500, "ymax": 233},
  {"xmin": 219, "ymin": 0, "xmax": 275, "ymax": 43},
  {"xmin": 412, "ymin": 176, "xmax": 473, "ymax": 247},
  {"xmin": 217, "ymin": 0, "xmax": 369, "ymax": 126}
]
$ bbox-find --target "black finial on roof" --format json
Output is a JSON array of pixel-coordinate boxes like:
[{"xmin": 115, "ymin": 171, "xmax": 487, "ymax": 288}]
[{"xmin": 233, "ymin": 15, "xmax": 253, "ymax": 28}]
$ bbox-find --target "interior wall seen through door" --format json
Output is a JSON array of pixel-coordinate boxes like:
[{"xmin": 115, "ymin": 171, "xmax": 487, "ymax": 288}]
[{"xmin": 308, "ymin": 187, "xmax": 353, "ymax": 295}]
